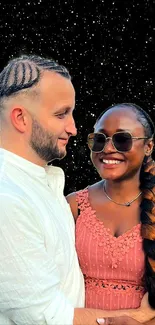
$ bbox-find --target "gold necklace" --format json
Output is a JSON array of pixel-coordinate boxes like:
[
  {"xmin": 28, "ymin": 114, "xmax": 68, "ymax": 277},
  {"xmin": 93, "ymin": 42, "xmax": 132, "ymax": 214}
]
[{"xmin": 103, "ymin": 183, "xmax": 142, "ymax": 207}]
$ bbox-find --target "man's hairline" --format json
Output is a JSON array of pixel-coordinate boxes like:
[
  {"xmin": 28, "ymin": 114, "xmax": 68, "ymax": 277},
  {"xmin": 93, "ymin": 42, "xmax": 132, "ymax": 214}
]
[{"xmin": 0, "ymin": 69, "xmax": 71, "ymax": 108}]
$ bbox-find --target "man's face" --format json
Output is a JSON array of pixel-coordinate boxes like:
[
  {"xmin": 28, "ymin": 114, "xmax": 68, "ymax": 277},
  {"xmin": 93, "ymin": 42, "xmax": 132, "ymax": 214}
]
[{"xmin": 28, "ymin": 71, "xmax": 77, "ymax": 163}]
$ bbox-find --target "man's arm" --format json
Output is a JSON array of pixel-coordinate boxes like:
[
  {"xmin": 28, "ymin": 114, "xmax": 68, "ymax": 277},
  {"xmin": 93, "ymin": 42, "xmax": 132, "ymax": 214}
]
[
  {"xmin": 0, "ymin": 195, "xmax": 75, "ymax": 325},
  {"xmin": 2, "ymin": 195, "xmax": 154, "ymax": 325}
]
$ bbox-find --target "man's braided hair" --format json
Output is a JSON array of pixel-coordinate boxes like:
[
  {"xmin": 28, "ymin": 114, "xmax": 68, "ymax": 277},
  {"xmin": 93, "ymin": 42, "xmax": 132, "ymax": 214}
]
[{"xmin": 0, "ymin": 54, "xmax": 70, "ymax": 111}]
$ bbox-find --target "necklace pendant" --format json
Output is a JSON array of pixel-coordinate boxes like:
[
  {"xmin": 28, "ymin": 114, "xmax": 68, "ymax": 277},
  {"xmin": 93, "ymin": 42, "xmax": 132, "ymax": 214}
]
[{"xmin": 103, "ymin": 182, "xmax": 142, "ymax": 207}]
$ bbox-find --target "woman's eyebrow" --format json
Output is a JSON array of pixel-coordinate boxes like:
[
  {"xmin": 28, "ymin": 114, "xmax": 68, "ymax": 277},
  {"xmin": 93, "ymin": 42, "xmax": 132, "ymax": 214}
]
[{"xmin": 97, "ymin": 128, "xmax": 131, "ymax": 133}]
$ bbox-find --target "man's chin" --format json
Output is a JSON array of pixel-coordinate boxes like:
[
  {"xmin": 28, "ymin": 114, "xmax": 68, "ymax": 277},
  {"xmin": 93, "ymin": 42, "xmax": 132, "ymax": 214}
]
[
  {"xmin": 48, "ymin": 149, "xmax": 67, "ymax": 162},
  {"xmin": 58, "ymin": 149, "xmax": 67, "ymax": 160}
]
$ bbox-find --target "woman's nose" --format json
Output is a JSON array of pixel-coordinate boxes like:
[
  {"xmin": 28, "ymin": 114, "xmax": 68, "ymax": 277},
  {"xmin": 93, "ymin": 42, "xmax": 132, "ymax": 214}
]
[{"xmin": 103, "ymin": 137, "xmax": 116, "ymax": 152}]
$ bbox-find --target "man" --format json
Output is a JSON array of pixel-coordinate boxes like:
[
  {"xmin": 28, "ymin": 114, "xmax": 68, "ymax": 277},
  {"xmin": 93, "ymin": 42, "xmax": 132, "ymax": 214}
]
[{"xmin": 0, "ymin": 55, "xmax": 153, "ymax": 325}]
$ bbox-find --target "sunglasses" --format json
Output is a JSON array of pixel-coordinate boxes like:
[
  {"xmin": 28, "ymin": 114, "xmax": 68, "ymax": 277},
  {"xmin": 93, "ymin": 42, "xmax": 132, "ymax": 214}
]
[{"xmin": 87, "ymin": 131, "xmax": 149, "ymax": 153}]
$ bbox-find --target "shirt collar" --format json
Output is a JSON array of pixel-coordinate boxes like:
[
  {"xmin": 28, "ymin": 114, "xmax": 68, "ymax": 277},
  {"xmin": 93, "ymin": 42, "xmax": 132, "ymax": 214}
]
[{"xmin": 0, "ymin": 148, "xmax": 51, "ymax": 180}]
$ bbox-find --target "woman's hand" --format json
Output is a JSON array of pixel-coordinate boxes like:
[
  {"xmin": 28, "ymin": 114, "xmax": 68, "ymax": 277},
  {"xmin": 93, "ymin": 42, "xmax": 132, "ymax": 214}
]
[
  {"xmin": 97, "ymin": 316, "xmax": 142, "ymax": 325},
  {"xmin": 96, "ymin": 293, "xmax": 155, "ymax": 324},
  {"xmin": 137, "ymin": 293, "xmax": 155, "ymax": 322}
]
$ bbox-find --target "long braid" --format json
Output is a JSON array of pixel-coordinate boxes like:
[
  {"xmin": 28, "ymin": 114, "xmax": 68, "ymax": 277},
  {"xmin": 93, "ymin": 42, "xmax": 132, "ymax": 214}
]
[
  {"xmin": 127, "ymin": 104, "xmax": 155, "ymax": 309},
  {"xmin": 140, "ymin": 155, "xmax": 155, "ymax": 308},
  {"xmin": 96, "ymin": 102, "xmax": 155, "ymax": 308}
]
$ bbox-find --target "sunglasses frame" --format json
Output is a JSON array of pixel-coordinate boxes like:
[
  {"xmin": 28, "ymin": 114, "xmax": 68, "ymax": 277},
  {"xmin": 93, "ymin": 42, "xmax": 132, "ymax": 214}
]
[{"xmin": 87, "ymin": 131, "xmax": 150, "ymax": 153}]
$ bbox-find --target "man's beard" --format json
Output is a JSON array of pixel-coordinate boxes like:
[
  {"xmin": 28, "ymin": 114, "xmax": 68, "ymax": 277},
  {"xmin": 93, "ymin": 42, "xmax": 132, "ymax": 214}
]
[{"xmin": 30, "ymin": 117, "xmax": 66, "ymax": 162}]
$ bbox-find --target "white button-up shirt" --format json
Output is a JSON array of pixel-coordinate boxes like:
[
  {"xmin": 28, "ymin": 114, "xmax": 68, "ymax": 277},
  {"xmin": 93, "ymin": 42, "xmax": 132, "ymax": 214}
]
[{"xmin": 0, "ymin": 149, "xmax": 85, "ymax": 325}]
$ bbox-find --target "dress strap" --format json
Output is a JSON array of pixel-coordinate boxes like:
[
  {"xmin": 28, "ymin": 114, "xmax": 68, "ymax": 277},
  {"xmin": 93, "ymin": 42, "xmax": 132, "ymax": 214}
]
[{"xmin": 76, "ymin": 188, "xmax": 89, "ymax": 214}]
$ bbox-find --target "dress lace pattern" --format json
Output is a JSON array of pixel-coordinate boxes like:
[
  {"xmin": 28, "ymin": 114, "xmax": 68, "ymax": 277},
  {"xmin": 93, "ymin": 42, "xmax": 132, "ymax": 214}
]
[{"xmin": 75, "ymin": 188, "xmax": 146, "ymax": 310}]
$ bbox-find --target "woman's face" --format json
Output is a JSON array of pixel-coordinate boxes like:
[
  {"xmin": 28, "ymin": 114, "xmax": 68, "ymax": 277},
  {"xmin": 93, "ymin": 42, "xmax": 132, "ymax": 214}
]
[{"xmin": 91, "ymin": 106, "xmax": 153, "ymax": 181}]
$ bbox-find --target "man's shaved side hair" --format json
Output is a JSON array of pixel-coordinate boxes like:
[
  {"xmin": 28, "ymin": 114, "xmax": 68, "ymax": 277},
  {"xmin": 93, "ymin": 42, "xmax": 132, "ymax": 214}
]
[{"xmin": 0, "ymin": 54, "xmax": 71, "ymax": 113}]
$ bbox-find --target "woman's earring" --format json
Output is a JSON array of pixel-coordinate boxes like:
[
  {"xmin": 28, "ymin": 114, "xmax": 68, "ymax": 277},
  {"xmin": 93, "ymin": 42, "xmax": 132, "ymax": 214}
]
[{"xmin": 146, "ymin": 150, "xmax": 152, "ymax": 156}]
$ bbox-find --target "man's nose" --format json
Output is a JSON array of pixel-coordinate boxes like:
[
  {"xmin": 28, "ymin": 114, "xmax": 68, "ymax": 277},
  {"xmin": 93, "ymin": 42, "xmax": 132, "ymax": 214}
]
[{"xmin": 66, "ymin": 117, "xmax": 77, "ymax": 136}]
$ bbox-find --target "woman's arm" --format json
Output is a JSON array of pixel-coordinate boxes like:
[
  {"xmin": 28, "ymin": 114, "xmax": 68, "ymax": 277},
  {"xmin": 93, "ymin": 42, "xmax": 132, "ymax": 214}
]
[
  {"xmin": 145, "ymin": 319, "xmax": 155, "ymax": 325},
  {"xmin": 66, "ymin": 192, "xmax": 79, "ymax": 221},
  {"xmin": 96, "ymin": 316, "xmax": 155, "ymax": 325},
  {"xmin": 73, "ymin": 306, "xmax": 155, "ymax": 325},
  {"xmin": 74, "ymin": 302, "xmax": 155, "ymax": 325}
]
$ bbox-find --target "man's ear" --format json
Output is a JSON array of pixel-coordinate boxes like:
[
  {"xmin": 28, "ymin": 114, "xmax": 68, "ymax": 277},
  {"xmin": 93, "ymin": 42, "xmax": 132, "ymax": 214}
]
[{"xmin": 10, "ymin": 107, "xmax": 28, "ymax": 133}]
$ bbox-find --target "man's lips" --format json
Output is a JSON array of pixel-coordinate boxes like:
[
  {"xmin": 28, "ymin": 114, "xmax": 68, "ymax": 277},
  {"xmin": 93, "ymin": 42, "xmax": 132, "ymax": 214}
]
[{"xmin": 59, "ymin": 138, "xmax": 69, "ymax": 144}]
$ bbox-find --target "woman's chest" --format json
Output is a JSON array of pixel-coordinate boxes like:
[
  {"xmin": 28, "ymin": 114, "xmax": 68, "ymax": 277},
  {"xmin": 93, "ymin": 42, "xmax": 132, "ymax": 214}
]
[
  {"xmin": 76, "ymin": 217, "xmax": 144, "ymax": 278},
  {"xmin": 91, "ymin": 202, "xmax": 141, "ymax": 237}
]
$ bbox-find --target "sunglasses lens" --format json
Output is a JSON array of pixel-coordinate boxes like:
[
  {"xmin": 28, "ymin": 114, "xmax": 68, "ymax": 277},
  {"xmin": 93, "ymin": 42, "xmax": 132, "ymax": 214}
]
[
  {"xmin": 88, "ymin": 133, "xmax": 106, "ymax": 152},
  {"xmin": 113, "ymin": 132, "xmax": 132, "ymax": 152}
]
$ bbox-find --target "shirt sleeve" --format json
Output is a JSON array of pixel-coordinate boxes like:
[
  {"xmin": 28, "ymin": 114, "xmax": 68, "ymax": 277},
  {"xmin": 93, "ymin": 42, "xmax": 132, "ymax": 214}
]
[{"xmin": 0, "ymin": 194, "xmax": 74, "ymax": 325}]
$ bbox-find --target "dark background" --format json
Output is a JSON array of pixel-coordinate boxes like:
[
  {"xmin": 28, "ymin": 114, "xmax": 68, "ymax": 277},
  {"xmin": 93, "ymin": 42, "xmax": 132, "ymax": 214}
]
[{"xmin": 1, "ymin": 0, "xmax": 155, "ymax": 194}]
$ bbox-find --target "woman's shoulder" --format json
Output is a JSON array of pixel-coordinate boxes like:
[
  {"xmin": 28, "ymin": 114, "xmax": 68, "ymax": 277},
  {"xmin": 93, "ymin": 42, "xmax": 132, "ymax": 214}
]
[
  {"xmin": 66, "ymin": 188, "xmax": 88, "ymax": 220},
  {"xmin": 66, "ymin": 180, "xmax": 103, "ymax": 220},
  {"xmin": 66, "ymin": 191, "xmax": 80, "ymax": 221}
]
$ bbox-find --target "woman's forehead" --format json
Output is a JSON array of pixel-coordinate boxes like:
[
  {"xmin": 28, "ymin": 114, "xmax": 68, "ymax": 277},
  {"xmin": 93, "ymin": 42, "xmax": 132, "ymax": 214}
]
[{"xmin": 95, "ymin": 108, "xmax": 144, "ymax": 133}]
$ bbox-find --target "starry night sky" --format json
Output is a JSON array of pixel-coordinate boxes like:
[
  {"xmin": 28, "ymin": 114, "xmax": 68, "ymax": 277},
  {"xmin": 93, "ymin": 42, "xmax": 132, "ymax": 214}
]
[{"xmin": 0, "ymin": 0, "xmax": 155, "ymax": 194}]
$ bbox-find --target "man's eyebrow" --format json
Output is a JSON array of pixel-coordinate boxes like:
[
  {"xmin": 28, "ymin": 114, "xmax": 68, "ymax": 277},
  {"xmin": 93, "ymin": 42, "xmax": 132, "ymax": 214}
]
[
  {"xmin": 54, "ymin": 106, "xmax": 72, "ymax": 111},
  {"xmin": 54, "ymin": 106, "xmax": 75, "ymax": 113}
]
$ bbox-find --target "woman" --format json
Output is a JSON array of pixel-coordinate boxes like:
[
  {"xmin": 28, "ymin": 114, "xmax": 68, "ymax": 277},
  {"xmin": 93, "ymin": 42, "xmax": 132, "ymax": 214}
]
[{"xmin": 67, "ymin": 103, "xmax": 155, "ymax": 323}]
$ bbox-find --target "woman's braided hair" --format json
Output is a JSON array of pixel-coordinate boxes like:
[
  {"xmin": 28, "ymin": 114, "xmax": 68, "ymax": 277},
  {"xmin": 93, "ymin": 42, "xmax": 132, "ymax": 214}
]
[{"xmin": 97, "ymin": 103, "xmax": 155, "ymax": 308}]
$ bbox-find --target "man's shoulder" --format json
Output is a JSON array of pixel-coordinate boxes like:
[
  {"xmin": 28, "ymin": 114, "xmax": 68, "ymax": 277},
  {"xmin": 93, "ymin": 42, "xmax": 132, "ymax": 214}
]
[
  {"xmin": 0, "ymin": 190, "xmax": 31, "ymax": 210},
  {"xmin": 0, "ymin": 169, "xmax": 34, "ymax": 211},
  {"xmin": 0, "ymin": 186, "xmax": 42, "ymax": 230},
  {"xmin": 46, "ymin": 165, "xmax": 64, "ymax": 177},
  {"xmin": 46, "ymin": 165, "xmax": 65, "ymax": 192},
  {"xmin": 0, "ymin": 170, "xmax": 26, "ymax": 199}
]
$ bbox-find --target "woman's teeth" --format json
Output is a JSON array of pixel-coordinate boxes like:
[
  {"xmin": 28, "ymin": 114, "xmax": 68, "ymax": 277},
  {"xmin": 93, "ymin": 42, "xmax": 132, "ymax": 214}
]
[{"xmin": 102, "ymin": 159, "xmax": 122, "ymax": 164}]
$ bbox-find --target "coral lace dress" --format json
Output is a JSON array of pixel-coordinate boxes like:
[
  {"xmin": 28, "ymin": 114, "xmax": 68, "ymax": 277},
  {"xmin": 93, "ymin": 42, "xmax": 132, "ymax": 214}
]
[{"xmin": 75, "ymin": 189, "xmax": 146, "ymax": 310}]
